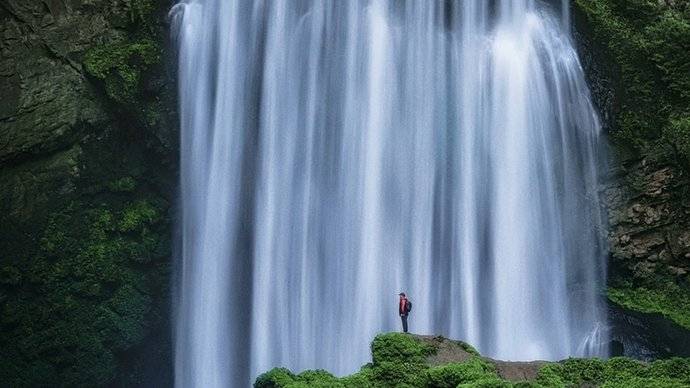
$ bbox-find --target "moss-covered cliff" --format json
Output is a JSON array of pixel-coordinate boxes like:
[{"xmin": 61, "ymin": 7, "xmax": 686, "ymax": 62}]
[
  {"xmin": 0, "ymin": 1, "xmax": 176, "ymax": 386},
  {"xmin": 573, "ymin": 0, "xmax": 690, "ymax": 330}
]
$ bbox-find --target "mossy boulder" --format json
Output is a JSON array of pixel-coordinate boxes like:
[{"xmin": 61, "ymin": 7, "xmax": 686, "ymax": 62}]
[{"xmin": 372, "ymin": 333, "xmax": 436, "ymax": 365}]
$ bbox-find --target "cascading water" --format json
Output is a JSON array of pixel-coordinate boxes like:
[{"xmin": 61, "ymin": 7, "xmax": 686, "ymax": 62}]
[{"xmin": 171, "ymin": 0, "xmax": 609, "ymax": 386}]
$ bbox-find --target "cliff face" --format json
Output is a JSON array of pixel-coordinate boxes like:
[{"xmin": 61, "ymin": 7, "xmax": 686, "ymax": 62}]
[
  {"xmin": 574, "ymin": 0, "xmax": 690, "ymax": 332},
  {"xmin": 0, "ymin": 1, "xmax": 176, "ymax": 386}
]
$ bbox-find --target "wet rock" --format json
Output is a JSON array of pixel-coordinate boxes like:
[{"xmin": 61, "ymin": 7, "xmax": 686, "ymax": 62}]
[
  {"xmin": 0, "ymin": 1, "xmax": 109, "ymax": 164},
  {"xmin": 604, "ymin": 157, "xmax": 690, "ymax": 283},
  {"xmin": 609, "ymin": 302, "xmax": 690, "ymax": 360}
]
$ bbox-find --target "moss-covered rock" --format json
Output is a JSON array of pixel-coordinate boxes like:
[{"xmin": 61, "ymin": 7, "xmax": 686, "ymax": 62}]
[
  {"xmin": 84, "ymin": 39, "xmax": 161, "ymax": 104},
  {"xmin": 255, "ymin": 334, "xmax": 690, "ymax": 387},
  {"xmin": 0, "ymin": 0, "xmax": 175, "ymax": 386},
  {"xmin": 574, "ymin": 0, "xmax": 690, "ymax": 330},
  {"xmin": 609, "ymin": 284, "xmax": 690, "ymax": 330},
  {"xmin": 372, "ymin": 332, "xmax": 436, "ymax": 365},
  {"xmin": 0, "ymin": 127, "xmax": 173, "ymax": 386},
  {"xmin": 574, "ymin": 0, "xmax": 690, "ymax": 153}
]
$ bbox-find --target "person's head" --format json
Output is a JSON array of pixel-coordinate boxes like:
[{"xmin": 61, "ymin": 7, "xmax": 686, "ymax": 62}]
[{"xmin": 399, "ymin": 292, "xmax": 406, "ymax": 298}]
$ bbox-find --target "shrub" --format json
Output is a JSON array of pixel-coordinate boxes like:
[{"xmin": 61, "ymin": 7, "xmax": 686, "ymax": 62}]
[
  {"xmin": 645, "ymin": 358, "xmax": 690, "ymax": 382},
  {"xmin": 254, "ymin": 368, "xmax": 296, "ymax": 388},
  {"xmin": 371, "ymin": 360, "xmax": 429, "ymax": 387},
  {"xmin": 601, "ymin": 376, "xmax": 687, "ymax": 388},
  {"xmin": 426, "ymin": 358, "xmax": 498, "ymax": 387},
  {"xmin": 458, "ymin": 378, "xmax": 515, "ymax": 388}
]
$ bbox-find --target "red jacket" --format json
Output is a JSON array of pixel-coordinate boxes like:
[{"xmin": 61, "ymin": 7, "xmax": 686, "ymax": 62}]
[{"xmin": 399, "ymin": 298, "xmax": 409, "ymax": 315}]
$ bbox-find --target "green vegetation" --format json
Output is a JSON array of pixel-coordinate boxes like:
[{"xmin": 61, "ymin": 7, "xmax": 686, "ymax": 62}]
[
  {"xmin": 608, "ymin": 284, "xmax": 690, "ymax": 330},
  {"xmin": 0, "ymin": 133, "xmax": 171, "ymax": 386},
  {"xmin": 371, "ymin": 332, "xmax": 436, "ymax": 364},
  {"xmin": 1, "ymin": 0, "xmax": 175, "ymax": 386},
  {"xmin": 574, "ymin": 0, "xmax": 690, "ymax": 161},
  {"xmin": 108, "ymin": 176, "xmax": 137, "ymax": 192},
  {"xmin": 574, "ymin": 0, "xmax": 690, "ymax": 328},
  {"xmin": 0, "ymin": 196, "xmax": 169, "ymax": 386},
  {"xmin": 255, "ymin": 333, "xmax": 498, "ymax": 388},
  {"xmin": 84, "ymin": 39, "xmax": 160, "ymax": 103},
  {"xmin": 255, "ymin": 334, "xmax": 690, "ymax": 387},
  {"xmin": 114, "ymin": 0, "xmax": 157, "ymax": 23},
  {"xmin": 536, "ymin": 356, "xmax": 690, "ymax": 387},
  {"xmin": 425, "ymin": 359, "xmax": 499, "ymax": 388},
  {"xmin": 82, "ymin": 0, "xmax": 174, "ymax": 136},
  {"xmin": 0, "ymin": 13, "xmax": 173, "ymax": 378}
]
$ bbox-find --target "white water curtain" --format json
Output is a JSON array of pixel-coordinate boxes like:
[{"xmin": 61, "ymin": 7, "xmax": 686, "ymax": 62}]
[{"xmin": 172, "ymin": 1, "xmax": 608, "ymax": 386}]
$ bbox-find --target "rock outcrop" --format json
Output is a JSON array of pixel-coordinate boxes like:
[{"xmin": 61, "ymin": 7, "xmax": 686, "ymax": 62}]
[
  {"xmin": 255, "ymin": 333, "xmax": 690, "ymax": 387},
  {"xmin": 606, "ymin": 158, "xmax": 690, "ymax": 285}
]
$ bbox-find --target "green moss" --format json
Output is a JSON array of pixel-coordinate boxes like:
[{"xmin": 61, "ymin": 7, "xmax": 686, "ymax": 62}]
[
  {"xmin": 426, "ymin": 358, "xmax": 498, "ymax": 387},
  {"xmin": 574, "ymin": 0, "xmax": 690, "ymax": 161},
  {"xmin": 84, "ymin": 39, "xmax": 160, "ymax": 103},
  {"xmin": 108, "ymin": 176, "xmax": 137, "ymax": 192},
  {"xmin": 575, "ymin": 0, "xmax": 690, "ymax": 162},
  {"xmin": 119, "ymin": 200, "xmax": 159, "ymax": 232},
  {"xmin": 608, "ymin": 284, "xmax": 690, "ymax": 330},
  {"xmin": 293, "ymin": 370, "xmax": 341, "ymax": 386},
  {"xmin": 459, "ymin": 341, "xmax": 482, "ymax": 357},
  {"xmin": 339, "ymin": 367, "xmax": 374, "ymax": 387},
  {"xmin": 254, "ymin": 367, "xmax": 353, "ymax": 388},
  {"xmin": 0, "ymin": 190, "xmax": 169, "ymax": 386},
  {"xmin": 254, "ymin": 368, "xmax": 297, "ymax": 388},
  {"xmin": 575, "ymin": 0, "xmax": 690, "ymax": 351},
  {"xmin": 601, "ymin": 376, "xmax": 687, "ymax": 388},
  {"xmin": 574, "ymin": 0, "xmax": 660, "ymax": 144},
  {"xmin": 536, "ymin": 354, "xmax": 690, "ymax": 388},
  {"xmin": 256, "ymin": 334, "xmax": 690, "ymax": 388},
  {"xmin": 371, "ymin": 360, "xmax": 429, "ymax": 387},
  {"xmin": 116, "ymin": 0, "xmax": 156, "ymax": 23},
  {"xmin": 371, "ymin": 332, "xmax": 435, "ymax": 365},
  {"xmin": 663, "ymin": 116, "xmax": 690, "ymax": 165}
]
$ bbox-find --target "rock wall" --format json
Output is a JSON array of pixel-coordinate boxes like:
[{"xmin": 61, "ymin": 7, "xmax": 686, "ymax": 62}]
[
  {"xmin": 0, "ymin": 1, "xmax": 176, "ymax": 386},
  {"xmin": 606, "ymin": 159, "xmax": 690, "ymax": 286},
  {"xmin": 574, "ymin": 0, "xmax": 690, "ymax": 333}
]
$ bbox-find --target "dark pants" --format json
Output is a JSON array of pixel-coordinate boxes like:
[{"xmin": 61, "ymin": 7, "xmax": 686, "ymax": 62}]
[{"xmin": 401, "ymin": 314, "xmax": 408, "ymax": 333}]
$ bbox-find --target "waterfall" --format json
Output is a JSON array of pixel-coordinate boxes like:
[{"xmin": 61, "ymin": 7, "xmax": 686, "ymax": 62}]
[{"xmin": 172, "ymin": 0, "xmax": 609, "ymax": 386}]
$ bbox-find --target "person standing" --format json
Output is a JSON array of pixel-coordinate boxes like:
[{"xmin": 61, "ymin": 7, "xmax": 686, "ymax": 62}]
[{"xmin": 398, "ymin": 292, "xmax": 412, "ymax": 333}]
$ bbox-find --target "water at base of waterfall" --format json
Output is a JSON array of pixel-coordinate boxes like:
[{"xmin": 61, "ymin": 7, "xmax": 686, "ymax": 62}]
[{"xmin": 172, "ymin": 1, "xmax": 609, "ymax": 386}]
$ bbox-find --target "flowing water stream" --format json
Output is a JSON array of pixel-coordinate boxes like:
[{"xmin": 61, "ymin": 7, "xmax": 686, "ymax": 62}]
[{"xmin": 171, "ymin": 1, "xmax": 609, "ymax": 386}]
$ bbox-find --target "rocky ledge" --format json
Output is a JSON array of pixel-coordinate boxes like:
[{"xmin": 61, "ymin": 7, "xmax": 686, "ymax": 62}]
[{"xmin": 255, "ymin": 333, "xmax": 690, "ymax": 387}]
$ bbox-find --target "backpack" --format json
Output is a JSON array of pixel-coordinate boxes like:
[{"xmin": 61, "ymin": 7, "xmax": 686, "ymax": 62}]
[{"xmin": 406, "ymin": 300, "xmax": 412, "ymax": 313}]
